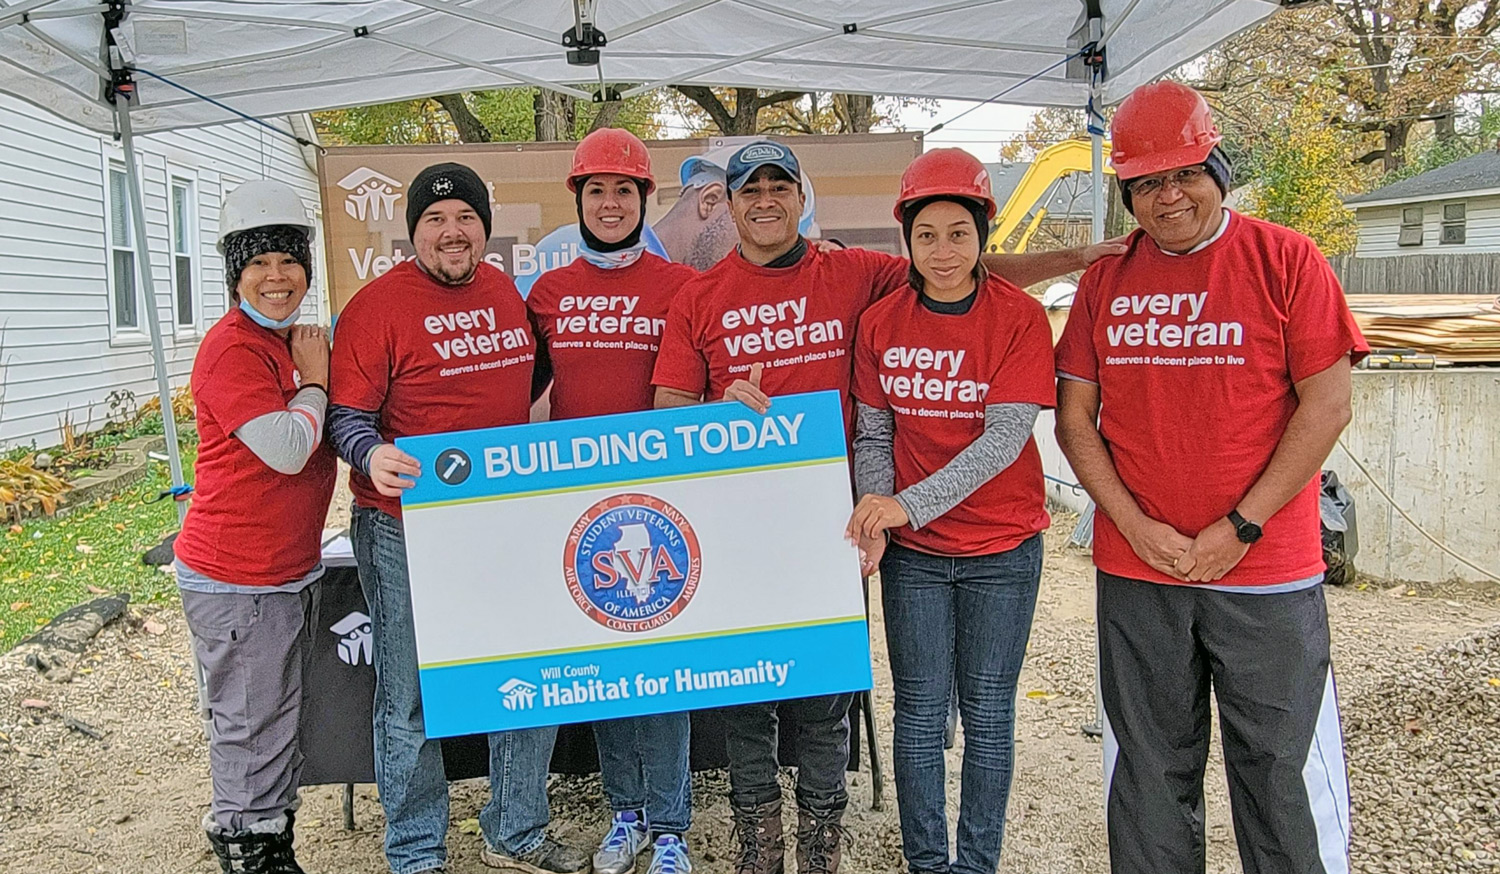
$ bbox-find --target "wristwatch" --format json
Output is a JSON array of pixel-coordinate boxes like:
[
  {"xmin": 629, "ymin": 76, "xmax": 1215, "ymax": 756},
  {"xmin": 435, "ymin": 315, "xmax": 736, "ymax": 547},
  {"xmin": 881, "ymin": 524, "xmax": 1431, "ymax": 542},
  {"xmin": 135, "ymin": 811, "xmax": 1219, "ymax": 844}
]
[{"xmin": 1227, "ymin": 510, "xmax": 1263, "ymax": 544}]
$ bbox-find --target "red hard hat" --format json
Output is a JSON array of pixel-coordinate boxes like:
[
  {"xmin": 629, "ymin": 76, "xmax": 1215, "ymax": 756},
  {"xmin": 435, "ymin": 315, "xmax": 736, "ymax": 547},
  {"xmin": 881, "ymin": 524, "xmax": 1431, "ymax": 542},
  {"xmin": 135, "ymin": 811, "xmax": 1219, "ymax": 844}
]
[
  {"xmin": 893, "ymin": 148, "xmax": 997, "ymax": 222},
  {"xmin": 567, "ymin": 128, "xmax": 657, "ymax": 195},
  {"xmin": 1109, "ymin": 81, "xmax": 1222, "ymax": 180}
]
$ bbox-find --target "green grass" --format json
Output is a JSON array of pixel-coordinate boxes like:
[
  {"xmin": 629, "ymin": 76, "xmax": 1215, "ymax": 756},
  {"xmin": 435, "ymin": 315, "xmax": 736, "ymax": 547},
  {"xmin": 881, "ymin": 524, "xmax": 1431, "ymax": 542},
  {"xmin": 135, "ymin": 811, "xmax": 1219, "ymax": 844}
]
[{"xmin": 0, "ymin": 444, "xmax": 195, "ymax": 651}]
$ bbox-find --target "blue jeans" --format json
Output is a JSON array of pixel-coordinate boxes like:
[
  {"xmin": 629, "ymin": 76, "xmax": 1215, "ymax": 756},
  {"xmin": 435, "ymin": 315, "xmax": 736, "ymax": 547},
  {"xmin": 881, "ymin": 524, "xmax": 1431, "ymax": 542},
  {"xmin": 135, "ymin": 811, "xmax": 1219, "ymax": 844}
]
[
  {"xmin": 352, "ymin": 506, "xmax": 556, "ymax": 874},
  {"xmin": 593, "ymin": 712, "xmax": 692, "ymax": 835},
  {"xmin": 881, "ymin": 536, "xmax": 1042, "ymax": 874}
]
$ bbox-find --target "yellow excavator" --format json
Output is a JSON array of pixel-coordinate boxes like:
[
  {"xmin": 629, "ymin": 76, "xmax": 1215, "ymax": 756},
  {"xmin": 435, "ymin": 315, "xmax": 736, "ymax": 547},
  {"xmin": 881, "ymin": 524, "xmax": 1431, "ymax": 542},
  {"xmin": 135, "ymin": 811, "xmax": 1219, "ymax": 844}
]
[{"xmin": 986, "ymin": 138, "xmax": 1113, "ymax": 254}]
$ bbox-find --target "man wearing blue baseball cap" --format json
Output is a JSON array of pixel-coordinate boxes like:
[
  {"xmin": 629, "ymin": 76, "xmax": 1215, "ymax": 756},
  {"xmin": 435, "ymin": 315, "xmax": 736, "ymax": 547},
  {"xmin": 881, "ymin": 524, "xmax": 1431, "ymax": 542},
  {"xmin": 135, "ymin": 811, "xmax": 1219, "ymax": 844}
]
[{"xmin": 653, "ymin": 138, "xmax": 1123, "ymax": 874}]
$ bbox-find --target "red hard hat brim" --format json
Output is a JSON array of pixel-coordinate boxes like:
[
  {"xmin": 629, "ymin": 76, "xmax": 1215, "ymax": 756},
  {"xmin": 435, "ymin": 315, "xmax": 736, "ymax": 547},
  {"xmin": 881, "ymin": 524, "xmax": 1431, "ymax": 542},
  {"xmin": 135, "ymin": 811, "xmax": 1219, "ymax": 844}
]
[
  {"xmin": 567, "ymin": 173, "xmax": 657, "ymax": 196},
  {"xmin": 1110, "ymin": 137, "xmax": 1220, "ymax": 182},
  {"xmin": 892, "ymin": 190, "xmax": 998, "ymax": 223}
]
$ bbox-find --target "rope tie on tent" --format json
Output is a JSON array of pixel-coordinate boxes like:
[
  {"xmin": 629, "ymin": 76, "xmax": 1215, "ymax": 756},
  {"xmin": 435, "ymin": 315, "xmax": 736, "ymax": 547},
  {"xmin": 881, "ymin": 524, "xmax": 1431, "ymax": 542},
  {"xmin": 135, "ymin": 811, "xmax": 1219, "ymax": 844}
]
[
  {"xmin": 147, "ymin": 484, "xmax": 195, "ymax": 504},
  {"xmin": 926, "ymin": 50, "xmax": 1084, "ymax": 135},
  {"xmin": 129, "ymin": 68, "xmax": 322, "ymax": 152}
]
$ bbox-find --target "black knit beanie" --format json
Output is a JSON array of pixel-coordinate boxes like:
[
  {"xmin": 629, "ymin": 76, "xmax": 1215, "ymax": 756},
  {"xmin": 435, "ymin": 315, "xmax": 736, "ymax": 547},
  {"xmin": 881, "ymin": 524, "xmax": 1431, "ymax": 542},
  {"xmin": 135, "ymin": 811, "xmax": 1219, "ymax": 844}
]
[
  {"xmin": 1119, "ymin": 146, "xmax": 1233, "ymax": 215},
  {"xmin": 900, "ymin": 195, "xmax": 991, "ymax": 294},
  {"xmin": 223, "ymin": 225, "xmax": 312, "ymax": 300},
  {"xmin": 574, "ymin": 176, "xmax": 650, "ymax": 253},
  {"xmin": 406, "ymin": 162, "xmax": 493, "ymax": 240}
]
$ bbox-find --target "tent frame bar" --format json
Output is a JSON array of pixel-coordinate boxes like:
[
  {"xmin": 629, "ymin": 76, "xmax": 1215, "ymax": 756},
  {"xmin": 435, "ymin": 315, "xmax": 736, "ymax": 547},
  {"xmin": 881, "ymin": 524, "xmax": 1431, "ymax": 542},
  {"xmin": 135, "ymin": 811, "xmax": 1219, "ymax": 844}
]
[{"xmin": 113, "ymin": 94, "xmax": 188, "ymax": 523}]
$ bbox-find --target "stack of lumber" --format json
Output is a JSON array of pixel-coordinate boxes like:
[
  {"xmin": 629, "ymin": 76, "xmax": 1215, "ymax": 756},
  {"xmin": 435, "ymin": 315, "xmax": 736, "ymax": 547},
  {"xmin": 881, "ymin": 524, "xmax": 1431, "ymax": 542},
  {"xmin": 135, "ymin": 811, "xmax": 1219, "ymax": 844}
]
[{"xmin": 1345, "ymin": 295, "xmax": 1500, "ymax": 364}]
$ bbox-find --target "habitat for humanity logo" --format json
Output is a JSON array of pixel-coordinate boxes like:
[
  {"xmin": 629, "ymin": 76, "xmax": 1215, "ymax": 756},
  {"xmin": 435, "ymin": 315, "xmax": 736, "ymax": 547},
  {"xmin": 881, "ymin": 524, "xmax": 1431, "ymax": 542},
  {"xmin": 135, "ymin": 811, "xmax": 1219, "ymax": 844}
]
[
  {"xmin": 563, "ymin": 493, "xmax": 701, "ymax": 633},
  {"xmin": 499, "ymin": 678, "xmax": 538, "ymax": 711},
  {"xmin": 337, "ymin": 167, "xmax": 403, "ymax": 221},
  {"xmin": 330, "ymin": 611, "xmax": 373, "ymax": 666}
]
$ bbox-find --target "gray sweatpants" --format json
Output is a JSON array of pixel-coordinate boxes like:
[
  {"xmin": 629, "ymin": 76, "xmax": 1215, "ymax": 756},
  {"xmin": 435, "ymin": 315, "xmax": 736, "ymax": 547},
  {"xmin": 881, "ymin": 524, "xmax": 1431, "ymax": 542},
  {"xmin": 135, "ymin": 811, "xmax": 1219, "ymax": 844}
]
[
  {"xmin": 1097, "ymin": 572, "xmax": 1351, "ymax": 874},
  {"xmin": 181, "ymin": 586, "xmax": 315, "ymax": 832}
]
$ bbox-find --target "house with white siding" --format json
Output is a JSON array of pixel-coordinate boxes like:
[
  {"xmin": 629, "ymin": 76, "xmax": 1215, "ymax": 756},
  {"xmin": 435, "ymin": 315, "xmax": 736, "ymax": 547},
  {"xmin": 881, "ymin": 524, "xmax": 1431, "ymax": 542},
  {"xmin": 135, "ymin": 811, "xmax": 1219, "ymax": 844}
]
[
  {"xmin": 0, "ymin": 94, "xmax": 327, "ymax": 449},
  {"xmin": 1345, "ymin": 149, "xmax": 1500, "ymax": 256}
]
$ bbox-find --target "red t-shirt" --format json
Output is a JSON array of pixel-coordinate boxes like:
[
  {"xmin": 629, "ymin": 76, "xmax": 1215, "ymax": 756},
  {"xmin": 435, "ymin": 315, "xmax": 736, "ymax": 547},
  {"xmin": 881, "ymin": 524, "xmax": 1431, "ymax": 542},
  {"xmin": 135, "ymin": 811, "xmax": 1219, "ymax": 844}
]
[
  {"xmin": 527, "ymin": 254, "xmax": 698, "ymax": 420},
  {"xmin": 1054, "ymin": 212, "xmax": 1369, "ymax": 586},
  {"xmin": 175, "ymin": 308, "xmax": 336, "ymax": 585},
  {"xmin": 853, "ymin": 277, "xmax": 1055, "ymax": 556},
  {"xmin": 330, "ymin": 260, "xmax": 535, "ymax": 516},
  {"xmin": 651, "ymin": 247, "xmax": 908, "ymax": 433}
]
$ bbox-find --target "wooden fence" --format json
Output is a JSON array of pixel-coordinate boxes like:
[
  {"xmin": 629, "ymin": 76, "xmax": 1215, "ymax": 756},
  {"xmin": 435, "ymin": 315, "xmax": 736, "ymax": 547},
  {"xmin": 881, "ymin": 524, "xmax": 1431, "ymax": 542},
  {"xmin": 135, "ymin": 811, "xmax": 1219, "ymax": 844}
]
[{"xmin": 1328, "ymin": 253, "xmax": 1500, "ymax": 295}]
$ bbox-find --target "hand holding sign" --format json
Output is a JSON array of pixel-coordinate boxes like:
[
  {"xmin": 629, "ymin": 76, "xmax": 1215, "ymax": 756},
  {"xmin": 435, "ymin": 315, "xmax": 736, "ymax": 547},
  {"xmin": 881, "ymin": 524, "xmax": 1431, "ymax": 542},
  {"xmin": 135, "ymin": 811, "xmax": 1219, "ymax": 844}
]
[
  {"xmin": 723, "ymin": 362, "xmax": 771, "ymax": 414},
  {"xmin": 370, "ymin": 444, "xmax": 421, "ymax": 496}
]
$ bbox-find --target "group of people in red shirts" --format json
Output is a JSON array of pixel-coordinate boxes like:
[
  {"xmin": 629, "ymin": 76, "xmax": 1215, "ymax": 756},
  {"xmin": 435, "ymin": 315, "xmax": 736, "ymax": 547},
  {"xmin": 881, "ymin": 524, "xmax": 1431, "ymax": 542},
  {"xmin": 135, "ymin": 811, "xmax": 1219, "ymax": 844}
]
[{"xmin": 174, "ymin": 80, "xmax": 1363, "ymax": 874}]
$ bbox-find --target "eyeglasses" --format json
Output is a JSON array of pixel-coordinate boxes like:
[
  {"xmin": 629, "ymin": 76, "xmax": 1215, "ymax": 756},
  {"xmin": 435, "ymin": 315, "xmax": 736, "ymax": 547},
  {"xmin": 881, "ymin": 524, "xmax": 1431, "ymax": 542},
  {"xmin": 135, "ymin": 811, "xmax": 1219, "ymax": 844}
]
[{"xmin": 1124, "ymin": 165, "xmax": 1210, "ymax": 199}]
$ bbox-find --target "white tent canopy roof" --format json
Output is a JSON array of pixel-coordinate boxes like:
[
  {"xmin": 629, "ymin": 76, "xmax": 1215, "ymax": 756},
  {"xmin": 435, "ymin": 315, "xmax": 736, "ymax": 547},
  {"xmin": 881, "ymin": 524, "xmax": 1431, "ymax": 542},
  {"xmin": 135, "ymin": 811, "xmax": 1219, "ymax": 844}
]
[{"xmin": 2, "ymin": 0, "xmax": 1282, "ymax": 135}]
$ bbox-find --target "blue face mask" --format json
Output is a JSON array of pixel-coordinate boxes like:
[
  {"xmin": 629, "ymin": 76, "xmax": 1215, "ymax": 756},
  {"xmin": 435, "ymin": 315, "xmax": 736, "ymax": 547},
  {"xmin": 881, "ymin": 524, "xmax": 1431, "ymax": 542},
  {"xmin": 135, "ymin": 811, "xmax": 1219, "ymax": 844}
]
[{"xmin": 238, "ymin": 296, "xmax": 300, "ymax": 331}]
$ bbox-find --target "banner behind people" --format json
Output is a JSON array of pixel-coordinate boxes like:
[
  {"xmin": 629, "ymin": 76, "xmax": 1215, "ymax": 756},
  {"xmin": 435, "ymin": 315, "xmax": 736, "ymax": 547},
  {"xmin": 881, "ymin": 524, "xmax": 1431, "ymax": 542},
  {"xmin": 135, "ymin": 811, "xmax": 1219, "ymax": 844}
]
[{"xmin": 318, "ymin": 134, "xmax": 917, "ymax": 313}]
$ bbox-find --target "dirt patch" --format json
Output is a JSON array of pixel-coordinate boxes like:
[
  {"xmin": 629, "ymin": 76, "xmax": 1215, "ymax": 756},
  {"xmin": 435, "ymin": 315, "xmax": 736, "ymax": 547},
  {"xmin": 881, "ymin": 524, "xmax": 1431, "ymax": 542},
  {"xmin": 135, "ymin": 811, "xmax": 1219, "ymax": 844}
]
[{"xmin": 2, "ymin": 513, "xmax": 1497, "ymax": 873}]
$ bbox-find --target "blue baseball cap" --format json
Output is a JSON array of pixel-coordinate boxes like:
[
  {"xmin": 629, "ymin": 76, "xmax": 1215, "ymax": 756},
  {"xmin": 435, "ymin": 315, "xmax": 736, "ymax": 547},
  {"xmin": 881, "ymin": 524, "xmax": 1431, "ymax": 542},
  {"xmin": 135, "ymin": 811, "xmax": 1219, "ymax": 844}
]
[{"xmin": 725, "ymin": 140, "xmax": 802, "ymax": 192}]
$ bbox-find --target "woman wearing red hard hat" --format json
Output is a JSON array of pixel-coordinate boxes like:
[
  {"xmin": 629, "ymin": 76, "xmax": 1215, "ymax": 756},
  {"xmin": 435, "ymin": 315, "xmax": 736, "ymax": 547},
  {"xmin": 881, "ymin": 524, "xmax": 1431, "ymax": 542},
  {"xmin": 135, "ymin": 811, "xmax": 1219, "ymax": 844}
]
[
  {"xmin": 1056, "ymin": 81, "xmax": 1364, "ymax": 874},
  {"xmin": 525, "ymin": 127, "xmax": 699, "ymax": 874},
  {"xmin": 846, "ymin": 148, "xmax": 1055, "ymax": 874}
]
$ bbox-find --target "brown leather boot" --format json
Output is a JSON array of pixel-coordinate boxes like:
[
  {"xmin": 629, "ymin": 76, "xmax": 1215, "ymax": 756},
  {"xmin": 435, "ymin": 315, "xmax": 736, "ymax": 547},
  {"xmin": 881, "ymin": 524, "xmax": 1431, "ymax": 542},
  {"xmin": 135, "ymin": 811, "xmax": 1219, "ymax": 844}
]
[
  {"xmin": 730, "ymin": 798, "xmax": 785, "ymax": 874},
  {"xmin": 794, "ymin": 805, "xmax": 845, "ymax": 874}
]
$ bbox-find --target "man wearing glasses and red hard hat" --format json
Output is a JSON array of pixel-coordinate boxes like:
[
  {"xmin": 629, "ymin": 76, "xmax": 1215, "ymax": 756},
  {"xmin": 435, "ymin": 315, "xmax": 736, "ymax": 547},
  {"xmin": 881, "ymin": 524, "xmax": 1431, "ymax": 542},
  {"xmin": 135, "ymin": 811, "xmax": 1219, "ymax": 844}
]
[{"xmin": 1054, "ymin": 81, "xmax": 1367, "ymax": 874}]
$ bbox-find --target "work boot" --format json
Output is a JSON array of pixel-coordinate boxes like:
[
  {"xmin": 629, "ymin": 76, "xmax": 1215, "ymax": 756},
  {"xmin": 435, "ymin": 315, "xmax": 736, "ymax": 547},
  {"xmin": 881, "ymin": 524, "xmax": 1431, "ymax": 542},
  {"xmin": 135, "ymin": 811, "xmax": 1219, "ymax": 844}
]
[
  {"xmin": 794, "ymin": 805, "xmax": 845, "ymax": 874},
  {"xmin": 730, "ymin": 798, "xmax": 784, "ymax": 874},
  {"xmin": 593, "ymin": 810, "xmax": 651, "ymax": 874},
  {"xmin": 481, "ymin": 835, "xmax": 591, "ymax": 873},
  {"xmin": 204, "ymin": 813, "xmax": 306, "ymax": 874}
]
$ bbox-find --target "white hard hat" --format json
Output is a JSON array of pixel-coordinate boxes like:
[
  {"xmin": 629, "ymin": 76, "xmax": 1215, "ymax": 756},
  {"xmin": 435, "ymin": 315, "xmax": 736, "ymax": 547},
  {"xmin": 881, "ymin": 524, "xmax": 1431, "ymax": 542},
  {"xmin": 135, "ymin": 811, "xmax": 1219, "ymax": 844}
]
[
  {"xmin": 218, "ymin": 180, "xmax": 313, "ymax": 254},
  {"xmin": 1041, "ymin": 281, "xmax": 1078, "ymax": 309}
]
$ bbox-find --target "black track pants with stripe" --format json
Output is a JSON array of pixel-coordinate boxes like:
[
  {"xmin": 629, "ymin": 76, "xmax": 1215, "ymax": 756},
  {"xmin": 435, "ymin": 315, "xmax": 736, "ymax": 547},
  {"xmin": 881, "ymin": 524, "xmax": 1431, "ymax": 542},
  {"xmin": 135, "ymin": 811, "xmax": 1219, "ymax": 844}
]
[{"xmin": 1097, "ymin": 571, "xmax": 1351, "ymax": 874}]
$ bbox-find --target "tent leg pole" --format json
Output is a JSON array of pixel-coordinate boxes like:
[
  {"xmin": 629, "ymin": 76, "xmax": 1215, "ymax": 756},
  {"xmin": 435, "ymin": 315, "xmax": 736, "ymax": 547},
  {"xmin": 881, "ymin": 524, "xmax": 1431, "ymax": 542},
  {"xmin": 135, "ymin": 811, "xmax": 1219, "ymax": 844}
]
[
  {"xmin": 1090, "ymin": 130, "xmax": 1105, "ymax": 245},
  {"xmin": 114, "ymin": 99, "xmax": 188, "ymax": 524}
]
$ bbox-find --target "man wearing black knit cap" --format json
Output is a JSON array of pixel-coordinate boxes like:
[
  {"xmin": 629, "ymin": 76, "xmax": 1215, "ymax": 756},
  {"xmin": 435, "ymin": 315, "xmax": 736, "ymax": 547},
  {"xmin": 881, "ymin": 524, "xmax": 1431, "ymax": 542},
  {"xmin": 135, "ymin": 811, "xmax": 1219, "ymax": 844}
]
[{"xmin": 329, "ymin": 162, "xmax": 581, "ymax": 874}]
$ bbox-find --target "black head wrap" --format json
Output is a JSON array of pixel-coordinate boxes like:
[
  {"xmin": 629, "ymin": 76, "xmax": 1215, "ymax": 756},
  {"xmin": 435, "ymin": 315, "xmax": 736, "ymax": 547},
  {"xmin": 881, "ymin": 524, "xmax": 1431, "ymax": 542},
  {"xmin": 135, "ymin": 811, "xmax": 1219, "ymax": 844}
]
[
  {"xmin": 223, "ymin": 225, "xmax": 311, "ymax": 299},
  {"xmin": 899, "ymin": 195, "xmax": 991, "ymax": 295}
]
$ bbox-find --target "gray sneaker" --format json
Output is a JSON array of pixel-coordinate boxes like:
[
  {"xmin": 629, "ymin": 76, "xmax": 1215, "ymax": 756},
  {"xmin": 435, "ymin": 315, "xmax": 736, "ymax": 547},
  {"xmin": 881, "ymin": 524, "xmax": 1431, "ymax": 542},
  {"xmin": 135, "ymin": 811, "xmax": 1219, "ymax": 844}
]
[
  {"xmin": 481, "ymin": 835, "xmax": 591, "ymax": 874},
  {"xmin": 594, "ymin": 810, "xmax": 650, "ymax": 874}
]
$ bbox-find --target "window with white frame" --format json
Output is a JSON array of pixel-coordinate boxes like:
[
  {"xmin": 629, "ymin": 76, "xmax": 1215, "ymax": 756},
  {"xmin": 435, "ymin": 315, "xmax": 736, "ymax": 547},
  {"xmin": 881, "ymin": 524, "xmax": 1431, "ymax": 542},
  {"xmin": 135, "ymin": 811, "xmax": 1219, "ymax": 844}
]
[
  {"xmin": 1397, "ymin": 206, "xmax": 1424, "ymax": 247},
  {"xmin": 1440, "ymin": 202, "xmax": 1466, "ymax": 245},
  {"xmin": 170, "ymin": 178, "xmax": 198, "ymax": 328},
  {"xmin": 107, "ymin": 166, "xmax": 139, "ymax": 330}
]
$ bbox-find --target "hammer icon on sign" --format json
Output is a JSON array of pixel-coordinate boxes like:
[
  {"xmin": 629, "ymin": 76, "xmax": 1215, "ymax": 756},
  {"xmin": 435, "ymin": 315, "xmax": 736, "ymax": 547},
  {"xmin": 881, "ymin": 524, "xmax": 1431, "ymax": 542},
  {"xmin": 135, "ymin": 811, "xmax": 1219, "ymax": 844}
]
[{"xmin": 435, "ymin": 449, "xmax": 472, "ymax": 485}]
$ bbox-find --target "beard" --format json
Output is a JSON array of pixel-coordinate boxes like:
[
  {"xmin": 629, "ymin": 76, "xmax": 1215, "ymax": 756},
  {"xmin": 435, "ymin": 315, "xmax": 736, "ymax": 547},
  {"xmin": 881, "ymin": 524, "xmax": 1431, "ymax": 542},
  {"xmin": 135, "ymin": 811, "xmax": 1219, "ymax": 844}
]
[{"xmin": 424, "ymin": 250, "xmax": 479, "ymax": 285}]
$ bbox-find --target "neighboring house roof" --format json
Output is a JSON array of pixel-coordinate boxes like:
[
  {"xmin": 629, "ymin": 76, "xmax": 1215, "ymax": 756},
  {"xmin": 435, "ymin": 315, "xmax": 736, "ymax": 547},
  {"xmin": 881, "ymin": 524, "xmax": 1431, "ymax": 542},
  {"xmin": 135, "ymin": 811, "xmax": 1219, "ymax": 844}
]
[
  {"xmin": 984, "ymin": 161, "xmax": 1099, "ymax": 220},
  {"xmin": 1345, "ymin": 150, "xmax": 1500, "ymax": 207}
]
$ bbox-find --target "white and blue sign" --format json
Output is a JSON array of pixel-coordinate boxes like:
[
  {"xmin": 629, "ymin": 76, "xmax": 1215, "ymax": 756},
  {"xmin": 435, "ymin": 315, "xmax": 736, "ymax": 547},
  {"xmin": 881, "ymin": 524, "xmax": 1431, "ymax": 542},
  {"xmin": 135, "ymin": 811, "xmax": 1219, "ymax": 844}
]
[{"xmin": 396, "ymin": 390, "xmax": 872, "ymax": 737}]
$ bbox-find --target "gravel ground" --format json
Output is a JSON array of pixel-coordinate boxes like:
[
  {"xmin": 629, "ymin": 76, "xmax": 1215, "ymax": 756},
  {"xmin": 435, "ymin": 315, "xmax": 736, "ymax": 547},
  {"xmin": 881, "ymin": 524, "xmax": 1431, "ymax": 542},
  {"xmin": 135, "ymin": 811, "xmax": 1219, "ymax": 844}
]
[{"xmin": 1, "ymin": 500, "xmax": 1498, "ymax": 874}]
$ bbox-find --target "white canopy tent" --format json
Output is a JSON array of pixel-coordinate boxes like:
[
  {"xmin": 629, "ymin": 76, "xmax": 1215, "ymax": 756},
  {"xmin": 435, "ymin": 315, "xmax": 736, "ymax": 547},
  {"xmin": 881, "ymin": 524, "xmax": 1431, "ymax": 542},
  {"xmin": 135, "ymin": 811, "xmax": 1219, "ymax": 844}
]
[{"xmin": 1, "ymin": 0, "xmax": 1288, "ymax": 512}]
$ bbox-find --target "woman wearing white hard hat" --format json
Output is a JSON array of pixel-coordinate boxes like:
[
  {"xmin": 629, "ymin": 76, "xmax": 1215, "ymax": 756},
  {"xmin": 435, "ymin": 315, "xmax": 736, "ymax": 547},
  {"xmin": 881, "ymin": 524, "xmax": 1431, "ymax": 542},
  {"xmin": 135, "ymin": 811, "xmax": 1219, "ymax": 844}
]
[{"xmin": 173, "ymin": 179, "xmax": 336, "ymax": 874}]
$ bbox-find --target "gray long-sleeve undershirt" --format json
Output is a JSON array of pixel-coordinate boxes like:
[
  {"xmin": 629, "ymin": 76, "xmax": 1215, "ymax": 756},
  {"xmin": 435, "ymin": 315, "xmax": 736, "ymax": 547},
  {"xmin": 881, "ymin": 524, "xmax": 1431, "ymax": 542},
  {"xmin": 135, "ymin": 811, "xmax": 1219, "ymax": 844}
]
[
  {"xmin": 853, "ymin": 401, "xmax": 1041, "ymax": 530},
  {"xmin": 233, "ymin": 387, "xmax": 327, "ymax": 475}
]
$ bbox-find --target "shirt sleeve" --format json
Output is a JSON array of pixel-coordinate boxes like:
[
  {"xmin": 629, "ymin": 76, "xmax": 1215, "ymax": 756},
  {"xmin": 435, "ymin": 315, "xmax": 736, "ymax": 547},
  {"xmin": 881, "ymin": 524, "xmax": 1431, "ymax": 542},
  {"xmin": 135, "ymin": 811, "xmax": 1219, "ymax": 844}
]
[
  {"xmin": 651, "ymin": 286, "xmax": 709, "ymax": 396},
  {"xmin": 194, "ymin": 344, "xmax": 293, "ymax": 436},
  {"xmin": 233, "ymin": 386, "xmax": 326, "ymax": 475},
  {"xmin": 1054, "ymin": 268, "xmax": 1102, "ymax": 384},
  {"xmin": 328, "ymin": 305, "xmax": 389, "ymax": 412},
  {"xmin": 991, "ymin": 296, "xmax": 1059, "ymax": 409},
  {"xmin": 1284, "ymin": 238, "xmax": 1371, "ymax": 383},
  {"xmin": 850, "ymin": 312, "xmax": 888, "ymax": 410},
  {"xmin": 843, "ymin": 248, "xmax": 909, "ymax": 303},
  {"xmin": 894, "ymin": 402, "xmax": 1041, "ymax": 529}
]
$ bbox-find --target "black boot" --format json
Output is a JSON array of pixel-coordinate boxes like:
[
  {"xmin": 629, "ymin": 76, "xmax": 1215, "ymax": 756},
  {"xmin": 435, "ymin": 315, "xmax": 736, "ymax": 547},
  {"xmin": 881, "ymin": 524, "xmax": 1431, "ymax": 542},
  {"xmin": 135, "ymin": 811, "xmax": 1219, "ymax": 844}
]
[{"xmin": 205, "ymin": 813, "xmax": 306, "ymax": 874}]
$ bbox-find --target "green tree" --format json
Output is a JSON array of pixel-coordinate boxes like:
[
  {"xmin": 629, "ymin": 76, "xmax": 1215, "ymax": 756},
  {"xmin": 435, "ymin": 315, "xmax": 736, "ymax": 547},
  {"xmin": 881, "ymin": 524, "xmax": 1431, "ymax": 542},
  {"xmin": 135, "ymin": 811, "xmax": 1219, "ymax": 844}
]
[
  {"xmin": 1238, "ymin": 87, "xmax": 1365, "ymax": 254},
  {"xmin": 313, "ymin": 87, "xmax": 668, "ymax": 145}
]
